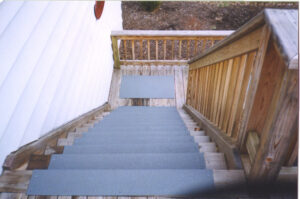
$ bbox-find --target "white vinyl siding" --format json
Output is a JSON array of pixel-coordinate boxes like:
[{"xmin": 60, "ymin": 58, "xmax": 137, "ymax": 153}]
[{"xmin": 0, "ymin": 1, "xmax": 122, "ymax": 172}]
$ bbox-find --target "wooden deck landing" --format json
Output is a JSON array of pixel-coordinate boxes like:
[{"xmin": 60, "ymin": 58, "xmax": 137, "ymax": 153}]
[{"xmin": 108, "ymin": 65, "xmax": 188, "ymax": 109}]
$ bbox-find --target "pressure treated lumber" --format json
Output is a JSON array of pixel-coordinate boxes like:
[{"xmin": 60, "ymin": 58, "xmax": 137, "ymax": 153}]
[
  {"xmin": 3, "ymin": 103, "xmax": 110, "ymax": 170},
  {"xmin": 183, "ymin": 104, "xmax": 243, "ymax": 169}
]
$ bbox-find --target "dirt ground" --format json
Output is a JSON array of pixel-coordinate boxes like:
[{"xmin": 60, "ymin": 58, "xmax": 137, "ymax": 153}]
[{"xmin": 122, "ymin": 1, "xmax": 298, "ymax": 30}]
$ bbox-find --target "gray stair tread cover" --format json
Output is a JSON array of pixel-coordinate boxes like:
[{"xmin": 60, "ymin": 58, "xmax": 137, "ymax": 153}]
[
  {"xmin": 93, "ymin": 124, "xmax": 186, "ymax": 127},
  {"xmin": 73, "ymin": 136, "xmax": 194, "ymax": 145},
  {"xmin": 82, "ymin": 134, "xmax": 190, "ymax": 138},
  {"xmin": 27, "ymin": 169, "xmax": 215, "ymax": 196},
  {"xmin": 119, "ymin": 75, "xmax": 175, "ymax": 98},
  {"xmin": 63, "ymin": 143, "xmax": 199, "ymax": 154},
  {"xmin": 91, "ymin": 127, "xmax": 188, "ymax": 131},
  {"xmin": 87, "ymin": 129, "xmax": 190, "ymax": 134},
  {"xmin": 48, "ymin": 153, "xmax": 206, "ymax": 169}
]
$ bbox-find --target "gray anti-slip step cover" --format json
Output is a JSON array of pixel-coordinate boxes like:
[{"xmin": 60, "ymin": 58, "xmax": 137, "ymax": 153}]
[
  {"xmin": 27, "ymin": 169, "xmax": 215, "ymax": 196},
  {"xmin": 27, "ymin": 106, "xmax": 215, "ymax": 196},
  {"xmin": 48, "ymin": 153, "xmax": 206, "ymax": 169},
  {"xmin": 63, "ymin": 143, "xmax": 199, "ymax": 154},
  {"xmin": 119, "ymin": 75, "xmax": 175, "ymax": 98}
]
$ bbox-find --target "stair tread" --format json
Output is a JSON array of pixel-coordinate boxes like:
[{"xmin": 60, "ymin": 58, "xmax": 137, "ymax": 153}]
[
  {"xmin": 87, "ymin": 129, "xmax": 190, "ymax": 134},
  {"xmin": 74, "ymin": 136, "xmax": 195, "ymax": 145},
  {"xmin": 48, "ymin": 153, "xmax": 205, "ymax": 169},
  {"xmin": 27, "ymin": 169, "xmax": 215, "ymax": 196},
  {"xmin": 64, "ymin": 143, "xmax": 199, "ymax": 154},
  {"xmin": 28, "ymin": 106, "xmax": 221, "ymax": 196},
  {"xmin": 82, "ymin": 133, "xmax": 190, "ymax": 137}
]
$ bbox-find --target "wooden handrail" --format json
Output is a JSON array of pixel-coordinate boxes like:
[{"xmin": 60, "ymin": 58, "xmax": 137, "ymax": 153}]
[
  {"xmin": 111, "ymin": 30, "xmax": 234, "ymax": 69},
  {"xmin": 186, "ymin": 9, "xmax": 298, "ymax": 183}
]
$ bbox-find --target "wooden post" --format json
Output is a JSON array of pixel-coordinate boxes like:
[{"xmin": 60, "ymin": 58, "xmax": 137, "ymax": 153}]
[
  {"xmin": 236, "ymin": 25, "xmax": 271, "ymax": 150},
  {"xmin": 248, "ymin": 70, "xmax": 298, "ymax": 183},
  {"xmin": 111, "ymin": 36, "xmax": 120, "ymax": 69}
]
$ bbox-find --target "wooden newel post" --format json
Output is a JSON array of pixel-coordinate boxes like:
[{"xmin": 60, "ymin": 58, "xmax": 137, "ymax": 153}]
[
  {"xmin": 248, "ymin": 70, "xmax": 298, "ymax": 183},
  {"xmin": 111, "ymin": 36, "xmax": 120, "ymax": 69}
]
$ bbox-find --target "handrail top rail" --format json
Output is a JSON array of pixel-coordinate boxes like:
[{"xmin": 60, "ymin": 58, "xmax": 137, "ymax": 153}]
[
  {"xmin": 189, "ymin": 9, "xmax": 298, "ymax": 70},
  {"xmin": 111, "ymin": 30, "xmax": 234, "ymax": 37}
]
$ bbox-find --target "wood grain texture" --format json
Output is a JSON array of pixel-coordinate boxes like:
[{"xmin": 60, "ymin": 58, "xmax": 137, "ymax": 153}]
[
  {"xmin": 113, "ymin": 31, "xmax": 230, "ymax": 68},
  {"xmin": 249, "ymin": 69, "xmax": 298, "ymax": 183},
  {"xmin": 184, "ymin": 104, "xmax": 243, "ymax": 169},
  {"xmin": 0, "ymin": 171, "xmax": 32, "ymax": 193},
  {"xmin": 189, "ymin": 27, "xmax": 262, "ymax": 69},
  {"xmin": 3, "ymin": 103, "xmax": 110, "ymax": 170},
  {"xmin": 236, "ymin": 25, "xmax": 271, "ymax": 150},
  {"xmin": 246, "ymin": 41, "xmax": 286, "ymax": 136},
  {"xmin": 111, "ymin": 36, "xmax": 120, "ymax": 69}
]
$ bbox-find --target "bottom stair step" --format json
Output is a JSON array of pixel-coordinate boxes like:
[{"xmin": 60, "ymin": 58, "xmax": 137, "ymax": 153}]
[
  {"xmin": 48, "ymin": 153, "xmax": 206, "ymax": 169},
  {"xmin": 27, "ymin": 169, "xmax": 215, "ymax": 196}
]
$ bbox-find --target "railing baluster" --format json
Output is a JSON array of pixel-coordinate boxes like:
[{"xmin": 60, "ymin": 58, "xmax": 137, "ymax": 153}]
[
  {"xmin": 216, "ymin": 61, "xmax": 227, "ymax": 125},
  {"xmin": 163, "ymin": 40, "xmax": 167, "ymax": 60},
  {"xmin": 155, "ymin": 40, "xmax": 158, "ymax": 60},
  {"xmin": 212, "ymin": 39, "xmax": 216, "ymax": 47},
  {"xmin": 147, "ymin": 40, "xmax": 150, "ymax": 60},
  {"xmin": 123, "ymin": 40, "xmax": 127, "ymax": 60},
  {"xmin": 202, "ymin": 39, "xmax": 207, "ymax": 53},
  {"xmin": 187, "ymin": 40, "xmax": 190, "ymax": 59},
  {"xmin": 131, "ymin": 40, "xmax": 135, "ymax": 60},
  {"xmin": 179, "ymin": 40, "xmax": 182, "ymax": 59},
  {"xmin": 222, "ymin": 57, "xmax": 241, "ymax": 133},
  {"xmin": 218, "ymin": 59, "xmax": 233, "ymax": 128},
  {"xmin": 111, "ymin": 31, "xmax": 232, "ymax": 68},
  {"xmin": 194, "ymin": 40, "xmax": 198, "ymax": 56},
  {"xmin": 227, "ymin": 54, "xmax": 248, "ymax": 136},
  {"xmin": 171, "ymin": 40, "xmax": 174, "ymax": 60},
  {"xmin": 139, "ymin": 40, "xmax": 143, "ymax": 60}
]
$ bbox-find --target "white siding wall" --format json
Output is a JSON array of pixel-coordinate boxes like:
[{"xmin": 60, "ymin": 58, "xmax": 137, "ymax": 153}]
[{"xmin": 0, "ymin": 1, "xmax": 122, "ymax": 171}]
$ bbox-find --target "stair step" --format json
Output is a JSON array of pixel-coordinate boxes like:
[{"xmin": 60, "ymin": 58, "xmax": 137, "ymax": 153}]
[
  {"xmin": 94, "ymin": 121, "xmax": 186, "ymax": 125},
  {"xmin": 204, "ymin": 152, "xmax": 227, "ymax": 170},
  {"xmin": 87, "ymin": 129, "xmax": 190, "ymax": 134},
  {"xmin": 48, "ymin": 153, "xmax": 205, "ymax": 169},
  {"xmin": 199, "ymin": 143, "xmax": 217, "ymax": 152},
  {"xmin": 67, "ymin": 132, "xmax": 83, "ymax": 139},
  {"xmin": 73, "ymin": 136, "xmax": 194, "ymax": 145},
  {"xmin": 27, "ymin": 169, "xmax": 214, "ymax": 196},
  {"xmin": 91, "ymin": 126, "xmax": 188, "ymax": 131},
  {"xmin": 63, "ymin": 143, "xmax": 199, "ymax": 154},
  {"xmin": 57, "ymin": 138, "xmax": 73, "ymax": 146},
  {"xmin": 193, "ymin": 136, "xmax": 210, "ymax": 143},
  {"xmin": 82, "ymin": 132, "xmax": 189, "ymax": 137},
  {"xmin": 190, "ymin": 131, "xmax": 205, "ymax": 136}
]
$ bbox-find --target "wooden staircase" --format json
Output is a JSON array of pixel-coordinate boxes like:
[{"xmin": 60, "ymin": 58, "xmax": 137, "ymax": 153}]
[{"xmin": 0, "ymin": 9, "xmax": 298, "ymax": 198}]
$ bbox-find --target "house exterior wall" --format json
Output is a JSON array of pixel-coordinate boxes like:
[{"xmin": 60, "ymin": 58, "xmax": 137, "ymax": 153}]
[{"xmin": 0, "ymin": 1, "xmax": 122, "ymax": 171}]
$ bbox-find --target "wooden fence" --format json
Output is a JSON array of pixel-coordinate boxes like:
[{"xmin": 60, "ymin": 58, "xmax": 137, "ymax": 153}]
[
  {"xmin": 111, "ymin": 30, "xmax": 233, "ymax": 68},
  {"xmin": 186, "ymin": 10, "xmax": 298, "ymax": 182}
]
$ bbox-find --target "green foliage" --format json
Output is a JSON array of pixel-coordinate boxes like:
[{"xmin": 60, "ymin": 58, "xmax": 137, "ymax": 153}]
[{"xmin": 140, "ymin": 1, "xmax": 161, "ymax": 12}]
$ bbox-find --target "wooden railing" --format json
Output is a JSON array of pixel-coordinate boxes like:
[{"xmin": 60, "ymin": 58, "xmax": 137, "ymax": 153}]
[
  {"xmin": 186, "ymin": 9, "xmax": 298, "ymax": 183},
  {"xmin": 111, "ymin": 30, "xmax": 233, "ymax": 69}
]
